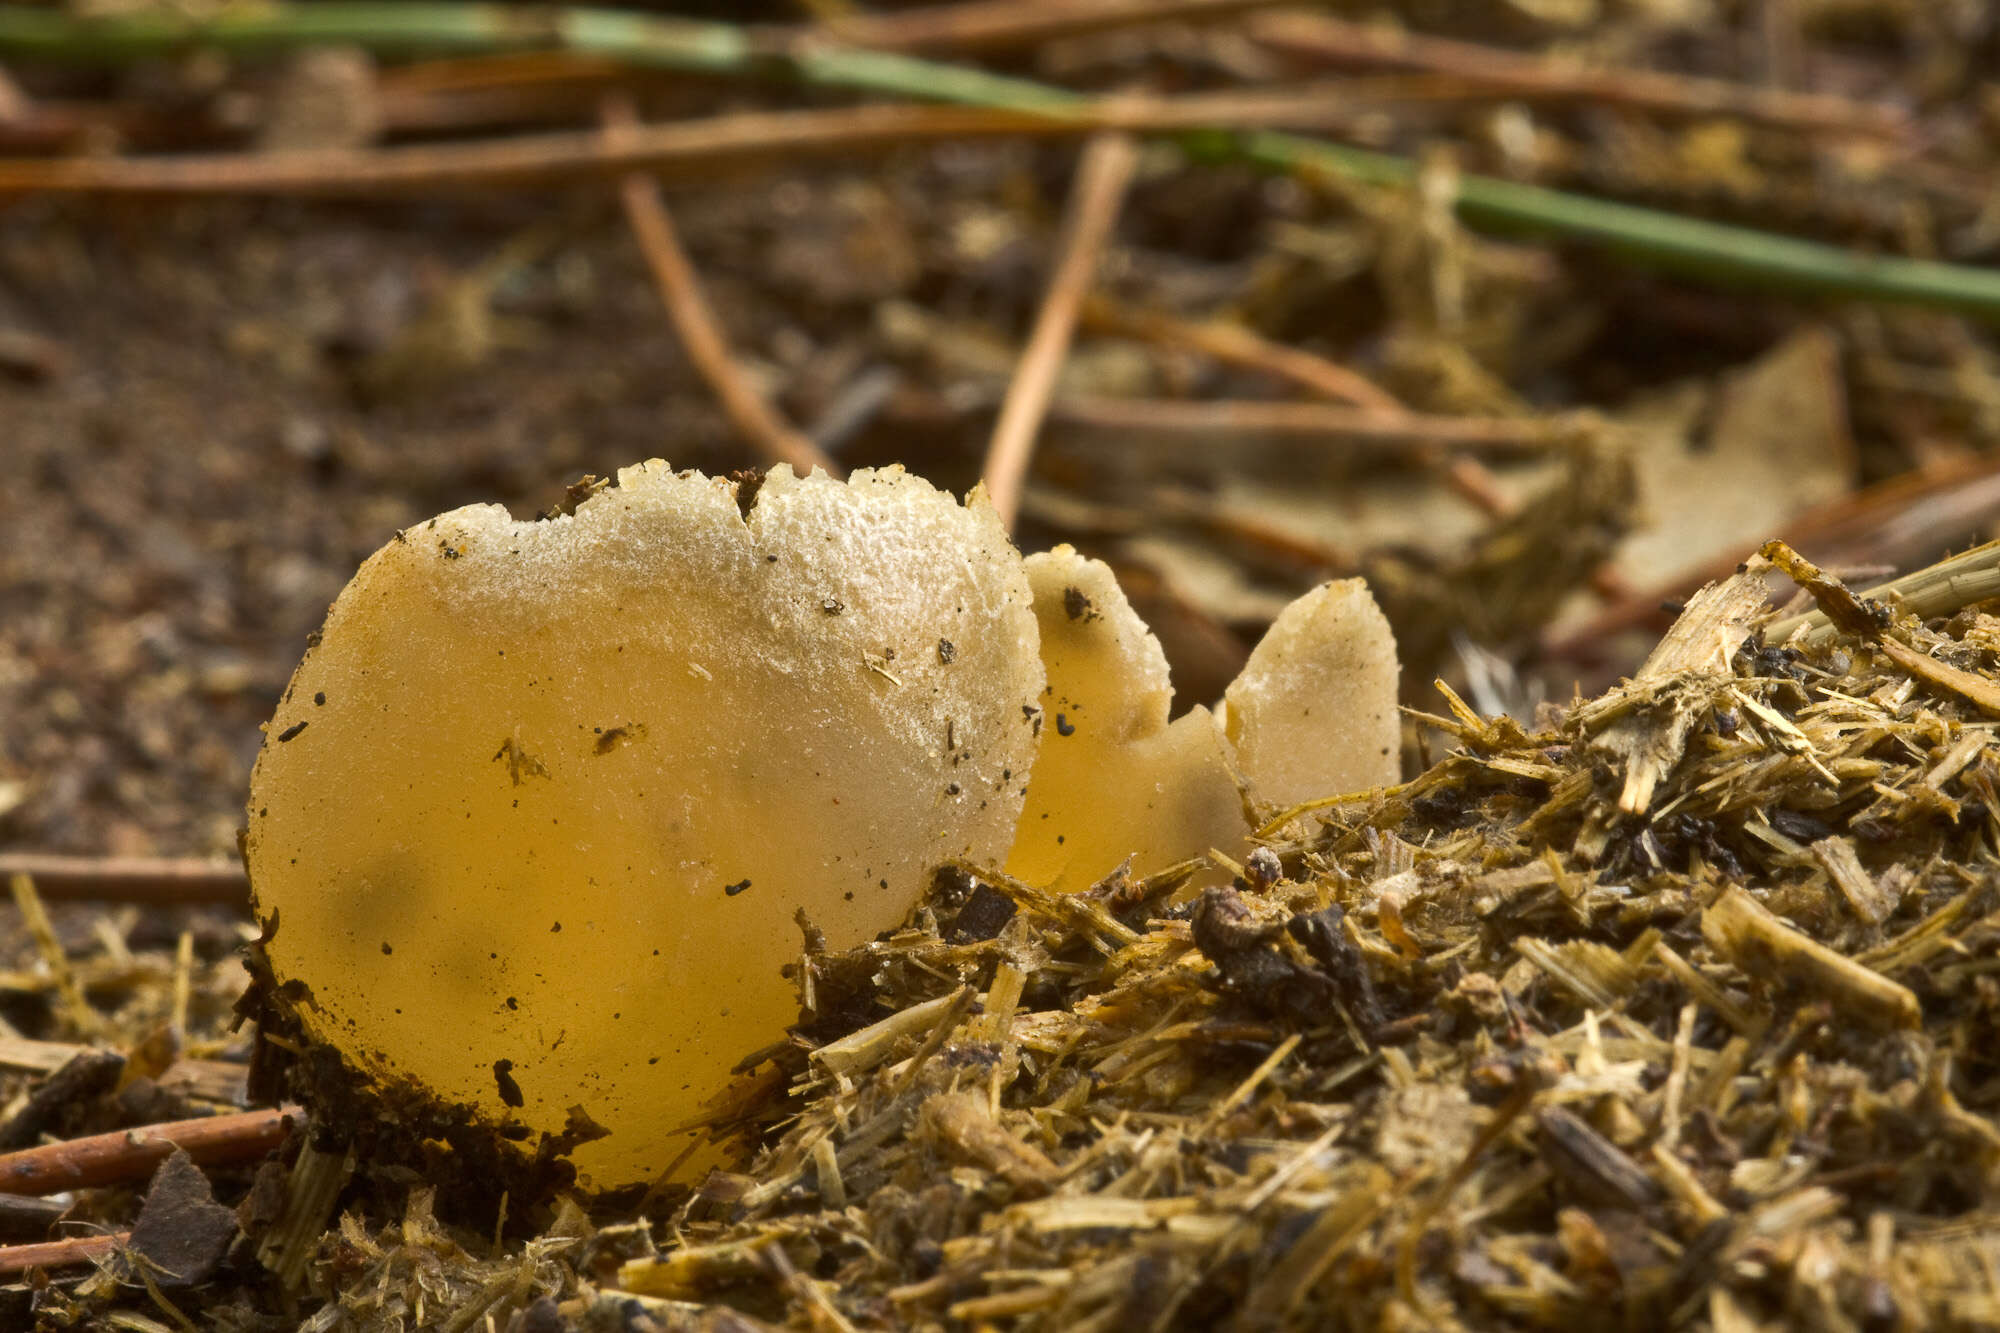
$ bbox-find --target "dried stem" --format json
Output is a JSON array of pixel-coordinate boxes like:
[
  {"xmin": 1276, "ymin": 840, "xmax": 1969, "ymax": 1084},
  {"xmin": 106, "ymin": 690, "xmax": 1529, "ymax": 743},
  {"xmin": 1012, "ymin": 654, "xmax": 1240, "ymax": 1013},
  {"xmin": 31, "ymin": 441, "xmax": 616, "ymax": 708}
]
[
  {"xmin": 1394, "ymin": 1075, "xmax": 1537, "ymax": 1311},
  {"xmin": 1079, "ymin": 294, "xmax": 1403, "ymax": 414},
  {"xmin": 374, "ymin": 51, "xmax": 633, "ymax": 133},
  {"xmin": 0, "ymin": 853, "xmax": 246, "ymax": 906},
  {"xmin": 1250, "ymin": 11, "xmax": 1909, "ymax": 139},
  {"xmin": 1440, "ymin": 456, "xmax": 1518, "ymax": 518},
  {"xmin": 0, "ymin": 4, "xmax": 1991, "ymax": 320},
  {"xmin": 255, "ymin": 1141, "xmax": 355, "ymax": 1291},
  {"xmin": 1048, "ymin": 395, "xmax": 1572, "ymax": 452},
  {"xmin": 606, "ymin": 100, "xmax": 841, "ymax": 479},
  {"xmin": 816, "ymin": 0, "xmax": 1290, "ymax": 54},
  {"xmin": 0, "ymin": 1106, "xmax": 299, "ymax": 1196},
  {"xmin": 0, "ymin": 102, "xmax": 1059, "ymax": 195},
  {"xmin": 1767, "ymin": 538, "xmax": 2000, "ymax": 647},
  {"xmin": 1149, "ymin": 483, "xmax": 1354, "ymax": 571},
  {"xmin": 0, "ymin": 1035, "xmax": 95, "ymax": 1074},
  {"xmin": 0, "ymin": 1231, "xmax": 126, "ymax": 1276},
  {"xmin": 982, "ymin": 132, "xmax": 1139, "ymax": 530}
]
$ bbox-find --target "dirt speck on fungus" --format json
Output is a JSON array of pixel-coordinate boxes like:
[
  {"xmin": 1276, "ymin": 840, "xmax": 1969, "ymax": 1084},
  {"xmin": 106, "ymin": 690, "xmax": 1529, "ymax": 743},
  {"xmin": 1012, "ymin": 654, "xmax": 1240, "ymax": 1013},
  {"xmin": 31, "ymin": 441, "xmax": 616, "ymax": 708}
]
[
  {"xmin": 593, "ymin": 723, "xmax": 646, "ymax": 754},
  {"xmin": 491, "ymin": 1059, "xmax": 524, "ymax": 1109}
]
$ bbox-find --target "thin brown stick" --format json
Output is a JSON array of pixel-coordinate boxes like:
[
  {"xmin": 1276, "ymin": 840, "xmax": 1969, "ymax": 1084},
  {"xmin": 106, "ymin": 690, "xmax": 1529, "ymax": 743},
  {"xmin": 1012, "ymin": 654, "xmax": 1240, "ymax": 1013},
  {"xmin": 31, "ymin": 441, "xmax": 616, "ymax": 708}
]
[
  {"xmin": 0, "ymin": 854, "xmax": 246, "ymax": 906},
  {"xmin": 373, "ymin": 64, "xmax": 1803, "ymax": 143},
  {"xmin": 1149, "ymin": 484, "xmax": 1355, "ymax": 571},
  {"xmin": 0, "ymin": 102, "xmax": 1061, "ymax": 197},
  {"xmin": 606, "ymin": 102, "xmax": 841, "ymax": 479},
  {"xmin": 381, "ymin": 50, "xmax": 630, "ymax": 96},
  {"xmin": 1079, "ymin": 294, "xmax": 1404, "ymax": 414},
  {"xmin": 375, "ymin": 51, "xmax": 636, "ymax": 133},
  {"xmin": 0, "ymin": 87, "xmax": 1405, "ymax": 197},
  {"xmin": 0, "ymin": 1231, "xmax": 126, "ymax": 1276},
  {"xmin": 1441, "ymin": 456, "xmax": 1518, "ymax": 519},
  {"xmin": 1251, "ymin": 11, "xmax": 1910, "ymax": 140},
  {"xmin": 1060, "ymin": 293, "xmax": 1525, "ymax": 525},
  {"xmin": 982, "ymin": 132, "xmax": 1139, "ymax": 530},
  {"xmin": 1047, "ymin": 395, "xmax": 1571, "ymax": 452},
  {"xmin": 814, "ymin": 0, "xmax": 1293, "ymax": 54},
  {"xmin": 0, "ymin": 73, "xmax": 1907, "ymax": 204},
  {"xmin": 1089, "ymin": 77, "xmax": 1552, "ymax": 129},
  {"xmin": 0, "ymin": 1106, "xmax": 300, "ymax": 1196}
]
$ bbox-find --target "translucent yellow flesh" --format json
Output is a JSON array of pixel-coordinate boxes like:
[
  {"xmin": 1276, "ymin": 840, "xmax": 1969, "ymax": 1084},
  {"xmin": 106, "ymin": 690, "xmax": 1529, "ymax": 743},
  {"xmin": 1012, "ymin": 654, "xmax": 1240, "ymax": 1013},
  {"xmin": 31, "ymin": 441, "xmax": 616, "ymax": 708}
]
[
  {"xmin": 248, "ymin": 474, "xmax": 1404, "ymax": 1191},
  {"xmin": 1003, "ymin": 548, "xmax": 1248, "ymax": 893},
  {"xmin": 1223, "ymin": 578, "xmax": 1402, "ymax": 807},
  {"xmin": 244, "ymin": 464, "xmax": 1042, "ymax": 1188}
]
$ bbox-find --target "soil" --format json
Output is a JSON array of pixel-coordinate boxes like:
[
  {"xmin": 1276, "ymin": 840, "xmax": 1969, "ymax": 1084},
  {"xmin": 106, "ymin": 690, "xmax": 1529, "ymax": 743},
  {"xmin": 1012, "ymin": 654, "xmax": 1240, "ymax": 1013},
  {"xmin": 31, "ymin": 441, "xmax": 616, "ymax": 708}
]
[{"xmin": 0, "ymin": 181, "xmax": 1005, "ymax": 859}]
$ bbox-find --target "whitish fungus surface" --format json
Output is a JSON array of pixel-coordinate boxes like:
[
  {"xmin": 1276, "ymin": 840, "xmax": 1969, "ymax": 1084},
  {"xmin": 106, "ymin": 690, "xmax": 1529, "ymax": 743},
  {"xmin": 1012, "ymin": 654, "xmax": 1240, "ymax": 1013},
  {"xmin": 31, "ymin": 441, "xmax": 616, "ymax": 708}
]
[
  {"xmin": 1221, "ymin": 578, "xmax": 1403, "ymax": 808},
  {"xmin": 247, "ymin": 465, "xmax": 1402, "ymax": 1190},
  {"xmin": 245, "ymin": 463, "xmax": 1043, "ymax": 1188}
]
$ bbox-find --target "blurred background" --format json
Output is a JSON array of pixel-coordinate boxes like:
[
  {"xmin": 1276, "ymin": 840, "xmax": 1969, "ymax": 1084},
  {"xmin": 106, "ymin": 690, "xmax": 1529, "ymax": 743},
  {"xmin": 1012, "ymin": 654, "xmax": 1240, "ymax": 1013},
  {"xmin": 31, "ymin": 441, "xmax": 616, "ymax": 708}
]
[{"xmin": 3, "ymin": 0, "xmax": 1999, "ymax": 863}]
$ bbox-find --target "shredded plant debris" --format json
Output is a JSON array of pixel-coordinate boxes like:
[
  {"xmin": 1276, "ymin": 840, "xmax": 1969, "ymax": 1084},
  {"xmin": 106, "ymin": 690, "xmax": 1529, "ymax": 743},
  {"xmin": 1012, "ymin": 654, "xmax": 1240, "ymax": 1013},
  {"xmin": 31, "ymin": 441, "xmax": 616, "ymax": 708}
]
[
  {"xmin": 10, "ymin": 545, "xmax": 2000, "ymax": 1329},
  {"xmin": 588, "ymin": 550, "xmax": 2000, "ymax": 1332}
]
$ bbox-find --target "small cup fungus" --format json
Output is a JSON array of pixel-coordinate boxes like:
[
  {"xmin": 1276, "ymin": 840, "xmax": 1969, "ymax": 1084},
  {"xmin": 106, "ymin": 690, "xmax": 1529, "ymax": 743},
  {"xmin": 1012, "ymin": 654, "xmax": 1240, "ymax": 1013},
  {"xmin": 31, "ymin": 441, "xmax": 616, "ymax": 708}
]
[
  {"xmin": 1004, "ymin": 547, "xmax": 1402, "ymax": 892},
  {"xmin": 1003, "ymin": 546, "xmax": 1249, "ymax": 893},
  {"xmin": 246, "ymin": 463, "xmax": 1400, "ymax": 1189}
]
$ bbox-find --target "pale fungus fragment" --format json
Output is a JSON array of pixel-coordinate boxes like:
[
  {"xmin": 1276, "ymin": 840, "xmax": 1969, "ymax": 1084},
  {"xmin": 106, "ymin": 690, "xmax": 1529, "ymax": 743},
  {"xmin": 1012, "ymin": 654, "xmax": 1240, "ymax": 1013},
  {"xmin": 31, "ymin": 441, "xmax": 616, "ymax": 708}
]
[
  {"xmin": 247, "ymin": 465, "xmax": 1402, "ymax": 1191},
  {"xmin": 1003, "ymin": 555, "xmax": 1402, "ymax": 891},
  {"xmin": 1003, "ymin": 547, "xmax": 1248, "ymax": 894},
  {"xmin": 245, "ymin": 463, "xmax": 1043, "ymax": 1188},
  {"xmin": 1220, "ymin": 578, "xmax": 1402, "ymax": 808}
]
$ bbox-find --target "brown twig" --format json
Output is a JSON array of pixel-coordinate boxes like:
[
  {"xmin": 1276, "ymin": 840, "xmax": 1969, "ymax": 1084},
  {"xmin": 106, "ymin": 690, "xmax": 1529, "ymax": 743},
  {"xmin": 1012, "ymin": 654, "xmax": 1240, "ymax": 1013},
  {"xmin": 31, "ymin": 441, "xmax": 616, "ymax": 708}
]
[
  {"xmin": 0, "ymin": 102, "xmax": 1061, "ymax": 196},
  {"xmin": 982, "ymin": 132, "xmax": 1140, "ymax": 530},
  {"xmin": 0, "ymin": 1106, "xmax": 299, "ymax": 1196},
  {"xmin": 1149, "ymin": 484, "xmax": 1355, "ymax": 572},
  {"xmin": 1250, "ymin": 11, "xmax": 1911, "ymax": 139},
  {"xmin": 813, "ymin": 0, "xmax": 1293, "ymax": 54},
  {"xmin": 0, "ymin": 1231, "xmax": 127, "ymax": 1276},
  {"xmin": 1065, "ymin": 294, "xmax": 1527, "ymax": 527},
  {"xmin": 375, "ymin": 51, "xmax": 637, "ymax": 133},
  {"xmin": 0, "ymin": 854, "xmax": 246, "ymax": 906},
  {"xmin": 605, "ymin": 100, "xmax": 841, "ymax": 479},
  {"xmin": 0, "ymin": 79, "xmax": 1439, "ymax": 188},
  {"xmin": 1047, "ymin": 395, "xmax": 1572, "ymax": 452},
  {"xmin": 1441, "ymin": 456, "xmax": 1519, "ymax": 519},
  {"xmin": 1079, "ymin": 294, "xmax": 1403, "ymax": 414},
  {"xmin": 1089, "ymin": 76, "xmax": 1569, "ymax": 129}
]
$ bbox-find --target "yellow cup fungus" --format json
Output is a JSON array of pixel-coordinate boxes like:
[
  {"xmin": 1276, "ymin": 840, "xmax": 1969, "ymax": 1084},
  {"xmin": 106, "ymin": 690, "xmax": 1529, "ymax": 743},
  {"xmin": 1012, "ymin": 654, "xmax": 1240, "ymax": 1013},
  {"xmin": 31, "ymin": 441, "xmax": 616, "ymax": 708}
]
[
  {"xmin": 1006, "ymin": 547, "xmax": 1401, "ymax": 892},
  {"xmin": 1220, "ymin": 576, "xmax": 1403, "ymax": 810},
  {"xmin": 1004, "ymin": 546, "xmax": 1251, "ymax": 893},
  {"xmin": 245, "ymin": 463, "xmax": 1399, "ymax": 1189}
]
